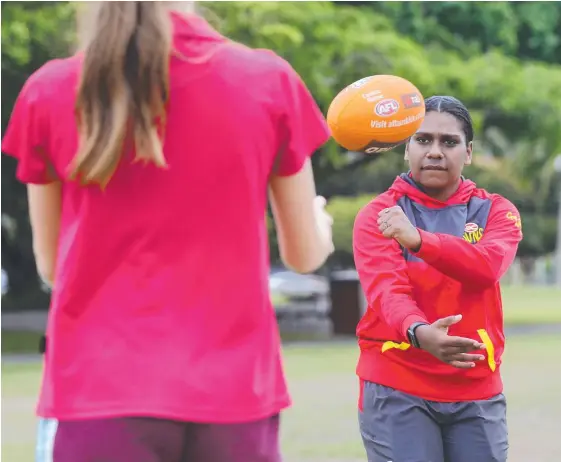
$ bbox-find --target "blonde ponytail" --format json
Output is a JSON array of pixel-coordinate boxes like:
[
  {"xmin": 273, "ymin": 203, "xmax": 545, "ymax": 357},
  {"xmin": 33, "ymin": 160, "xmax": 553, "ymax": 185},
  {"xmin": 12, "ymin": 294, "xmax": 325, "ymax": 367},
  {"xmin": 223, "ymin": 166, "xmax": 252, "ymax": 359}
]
[{"xmin": 71, "ymin": 1, "xmax": 172, "ymax": 186}]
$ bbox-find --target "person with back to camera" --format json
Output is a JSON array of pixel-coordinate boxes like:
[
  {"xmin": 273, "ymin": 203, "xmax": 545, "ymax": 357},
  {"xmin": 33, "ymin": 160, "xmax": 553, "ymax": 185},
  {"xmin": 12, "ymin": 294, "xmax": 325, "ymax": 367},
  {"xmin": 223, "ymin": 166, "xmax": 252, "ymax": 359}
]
[
  {"xmin": 1, "ymin": 2, "xmax": 335, "ymax": 461},
  {"xmin": 353, "ymin": 96, "xmax": 523, "ymax": 462}
]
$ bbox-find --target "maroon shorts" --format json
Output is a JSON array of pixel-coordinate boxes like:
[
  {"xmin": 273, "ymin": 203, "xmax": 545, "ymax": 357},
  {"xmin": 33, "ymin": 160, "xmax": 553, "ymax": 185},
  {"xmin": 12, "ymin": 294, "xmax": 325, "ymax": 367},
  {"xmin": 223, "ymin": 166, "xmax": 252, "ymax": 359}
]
[{"xmin": 52, "ymin": 414, "xmax": 281, "ymax": 462}]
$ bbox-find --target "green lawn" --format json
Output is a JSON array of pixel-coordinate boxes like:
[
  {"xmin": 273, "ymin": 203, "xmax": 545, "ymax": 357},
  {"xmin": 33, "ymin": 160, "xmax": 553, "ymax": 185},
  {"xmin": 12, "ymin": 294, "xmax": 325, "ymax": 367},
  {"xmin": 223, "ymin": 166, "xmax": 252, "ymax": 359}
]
[
  {"xmin": 500, "ymin": 285, "xmax": 561, "ymax": 325},
  {"xmin": 3, "ymin": 334, "xmax": 561, "ymax": 462},
  {"xmin": 1, "ymin": 331, "xmax": 44, "ymax": 355}
]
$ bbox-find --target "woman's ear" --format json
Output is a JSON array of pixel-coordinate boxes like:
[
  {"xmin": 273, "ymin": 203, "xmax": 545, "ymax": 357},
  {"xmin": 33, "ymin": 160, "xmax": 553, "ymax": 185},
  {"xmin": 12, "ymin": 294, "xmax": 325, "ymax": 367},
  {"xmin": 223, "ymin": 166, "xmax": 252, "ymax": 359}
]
[{"xmin": 464, "ymin": 141, "xmax": 473, "ymax": 166}]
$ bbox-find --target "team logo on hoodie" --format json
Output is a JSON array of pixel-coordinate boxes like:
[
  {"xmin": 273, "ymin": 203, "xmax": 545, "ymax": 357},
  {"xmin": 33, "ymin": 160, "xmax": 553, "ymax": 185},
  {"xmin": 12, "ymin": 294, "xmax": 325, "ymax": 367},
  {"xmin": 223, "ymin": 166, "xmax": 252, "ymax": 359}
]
[
  {"xmin": 463, "ymin": 222, "xmax": 484, "ymax": 244},
  {"xmin": 506, "ymin": 211, "xmax": 522, "ymax": 229}
]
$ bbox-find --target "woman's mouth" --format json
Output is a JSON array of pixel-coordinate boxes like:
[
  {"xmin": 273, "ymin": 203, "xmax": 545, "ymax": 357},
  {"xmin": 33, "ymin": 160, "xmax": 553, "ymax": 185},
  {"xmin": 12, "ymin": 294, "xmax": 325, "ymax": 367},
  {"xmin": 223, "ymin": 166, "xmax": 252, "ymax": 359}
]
[{"xmin": 422, "ymin": 165, "xmax": 447, "ymax": 171}]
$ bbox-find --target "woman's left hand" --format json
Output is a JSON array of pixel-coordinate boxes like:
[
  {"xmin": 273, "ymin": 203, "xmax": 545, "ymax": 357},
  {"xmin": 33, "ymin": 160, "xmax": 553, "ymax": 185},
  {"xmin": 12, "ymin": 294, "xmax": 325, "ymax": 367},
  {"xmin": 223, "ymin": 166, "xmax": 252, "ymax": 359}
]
[{"xmin": 378, "ymin": 206, "xmax": 422, "ymax": 251}]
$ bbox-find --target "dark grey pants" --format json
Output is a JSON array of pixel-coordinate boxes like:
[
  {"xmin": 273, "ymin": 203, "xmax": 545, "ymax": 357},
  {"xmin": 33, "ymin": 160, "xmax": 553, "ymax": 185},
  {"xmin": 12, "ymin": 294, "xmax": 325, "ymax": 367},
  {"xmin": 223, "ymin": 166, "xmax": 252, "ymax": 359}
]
[{"xmin": 359, "ymin": 382, "xmax": 508, "ymax": 462}]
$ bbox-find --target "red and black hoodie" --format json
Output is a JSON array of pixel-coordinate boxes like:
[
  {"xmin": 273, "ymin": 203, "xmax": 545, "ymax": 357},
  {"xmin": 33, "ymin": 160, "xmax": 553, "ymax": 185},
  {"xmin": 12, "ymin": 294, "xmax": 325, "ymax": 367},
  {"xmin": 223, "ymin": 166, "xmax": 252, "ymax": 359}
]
[{"xmin": 353, "ymin": 173, "xmax": 523, "ymax": 404}]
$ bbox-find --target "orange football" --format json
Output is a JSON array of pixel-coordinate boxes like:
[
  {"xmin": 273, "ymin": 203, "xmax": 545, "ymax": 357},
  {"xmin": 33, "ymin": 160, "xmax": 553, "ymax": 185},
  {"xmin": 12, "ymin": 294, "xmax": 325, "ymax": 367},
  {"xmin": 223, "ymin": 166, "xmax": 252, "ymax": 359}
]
[{"xmin": 327, "ymin": 75, "xmax": 425, "ymax": 153}]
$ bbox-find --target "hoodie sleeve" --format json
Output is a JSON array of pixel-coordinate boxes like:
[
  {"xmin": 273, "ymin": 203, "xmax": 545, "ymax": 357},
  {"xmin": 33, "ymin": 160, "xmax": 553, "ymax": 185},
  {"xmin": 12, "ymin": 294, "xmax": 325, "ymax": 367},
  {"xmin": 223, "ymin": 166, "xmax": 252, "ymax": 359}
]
[
  {"xmin": 353, "ymin": 195, "xmax": 429, "ymax": 340},
  {"xmin": 412, "ymin": 195, "xmax": 522, "ymax": 287}
]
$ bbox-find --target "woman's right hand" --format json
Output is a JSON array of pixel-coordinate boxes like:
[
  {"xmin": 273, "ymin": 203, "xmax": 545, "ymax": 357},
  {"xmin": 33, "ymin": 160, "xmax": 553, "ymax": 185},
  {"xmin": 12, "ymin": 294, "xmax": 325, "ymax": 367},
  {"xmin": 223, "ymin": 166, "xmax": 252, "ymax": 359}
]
[
  {"xmin": 313, "ymin": 196, "xmax": 335, "ymax": 255},
  {"xmin": 269, "ymin": 161, "xmax": 334, "ymax": 274},
  {"xmin": 415, "ymin": 315, "xmax": 486, "ymax": 369}
]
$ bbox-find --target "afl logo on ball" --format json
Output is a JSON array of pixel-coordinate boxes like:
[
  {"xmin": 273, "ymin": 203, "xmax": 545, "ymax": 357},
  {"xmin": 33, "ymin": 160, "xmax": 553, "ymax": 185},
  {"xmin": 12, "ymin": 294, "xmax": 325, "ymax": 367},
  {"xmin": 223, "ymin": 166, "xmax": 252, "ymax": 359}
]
[{"xmin": 375, "ymin": 99, "xmax": 400, "ymax": 117}]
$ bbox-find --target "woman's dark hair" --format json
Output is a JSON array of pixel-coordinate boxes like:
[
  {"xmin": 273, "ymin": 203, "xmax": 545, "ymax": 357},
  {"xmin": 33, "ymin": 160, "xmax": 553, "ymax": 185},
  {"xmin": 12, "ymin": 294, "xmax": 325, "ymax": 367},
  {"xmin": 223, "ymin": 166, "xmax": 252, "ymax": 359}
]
[{"xmin": 424, "ymin": 96, "xmax": 474, "ymax": 144}]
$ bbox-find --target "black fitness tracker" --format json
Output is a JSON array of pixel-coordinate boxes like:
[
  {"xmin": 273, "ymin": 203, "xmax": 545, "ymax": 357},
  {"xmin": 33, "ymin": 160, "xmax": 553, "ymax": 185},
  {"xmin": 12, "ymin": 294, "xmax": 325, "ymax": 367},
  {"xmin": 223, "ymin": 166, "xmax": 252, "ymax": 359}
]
[{"xmin": 407, "ymin": 322, "xmax": 429, "ymax": 348}]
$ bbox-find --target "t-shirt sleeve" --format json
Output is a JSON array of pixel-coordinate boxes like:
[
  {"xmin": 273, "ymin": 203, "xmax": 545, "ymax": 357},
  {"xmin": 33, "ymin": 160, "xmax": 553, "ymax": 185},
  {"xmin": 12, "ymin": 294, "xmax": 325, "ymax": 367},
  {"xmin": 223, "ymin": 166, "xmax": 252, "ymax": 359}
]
[
  {"xmin": 2, "ymin": 76, "xmax": 55, "ymax": 185},
  {"xmin": 274, "ymin": 60, "xmax": 331, "ymax": 176}
]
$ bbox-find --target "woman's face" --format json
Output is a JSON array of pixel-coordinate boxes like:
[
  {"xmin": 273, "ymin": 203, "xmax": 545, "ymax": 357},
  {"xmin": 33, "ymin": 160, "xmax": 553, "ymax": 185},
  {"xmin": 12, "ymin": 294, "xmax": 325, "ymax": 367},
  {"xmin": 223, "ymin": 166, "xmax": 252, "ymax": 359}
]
[{"xmin": 405, "ymin": 111, "xmax": 472, "ymax": 196}]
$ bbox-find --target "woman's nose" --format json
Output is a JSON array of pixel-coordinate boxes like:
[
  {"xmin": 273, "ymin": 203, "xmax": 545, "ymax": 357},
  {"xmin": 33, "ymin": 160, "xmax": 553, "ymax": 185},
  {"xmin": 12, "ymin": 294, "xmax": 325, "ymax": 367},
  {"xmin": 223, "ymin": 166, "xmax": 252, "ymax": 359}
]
[{"xmin": 426, "ymin": 147, "xmax": 444, "ymax": 159}]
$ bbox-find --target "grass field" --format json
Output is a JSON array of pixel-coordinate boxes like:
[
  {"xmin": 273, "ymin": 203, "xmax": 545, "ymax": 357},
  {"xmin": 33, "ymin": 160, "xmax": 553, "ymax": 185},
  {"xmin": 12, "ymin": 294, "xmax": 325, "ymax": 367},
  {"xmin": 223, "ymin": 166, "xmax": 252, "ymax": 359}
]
[
  {"xmin": 2, "ymin": 334, "xmax": 561, "ymax": 462},
  {"xmin": 499, "ymin": 285, "xmax": 561, "ymax": 325},
  {"xmin": 2, "ymin": 285, "xmax": 560, "ymax": 460}
]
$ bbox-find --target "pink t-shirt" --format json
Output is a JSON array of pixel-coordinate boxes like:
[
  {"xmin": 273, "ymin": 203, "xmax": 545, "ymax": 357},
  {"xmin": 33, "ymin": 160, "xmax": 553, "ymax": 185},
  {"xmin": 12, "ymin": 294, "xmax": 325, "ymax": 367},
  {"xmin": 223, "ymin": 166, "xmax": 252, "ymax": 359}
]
[{"xmin": 2, "ymin": 14, "xmax": 330, "ymax": 423}]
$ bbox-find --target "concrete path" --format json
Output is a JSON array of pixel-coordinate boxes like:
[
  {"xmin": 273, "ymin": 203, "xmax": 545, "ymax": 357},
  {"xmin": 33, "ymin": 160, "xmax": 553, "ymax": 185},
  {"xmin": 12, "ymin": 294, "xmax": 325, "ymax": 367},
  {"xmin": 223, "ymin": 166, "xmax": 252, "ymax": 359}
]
[{"xmin": 2, "ymin": 311, "xmax": 48, "ymax": 332}]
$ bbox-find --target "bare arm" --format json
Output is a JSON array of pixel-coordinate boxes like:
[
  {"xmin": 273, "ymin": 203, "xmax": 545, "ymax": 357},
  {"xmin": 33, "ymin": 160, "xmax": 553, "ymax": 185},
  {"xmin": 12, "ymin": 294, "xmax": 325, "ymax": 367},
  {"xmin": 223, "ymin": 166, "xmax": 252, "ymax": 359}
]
[
  {"xmin": 269, "ymin": 158, "xmax": 333, "ymax": 274},
  {"xmin": 267, "ymin": 56, "xmax": 333, "ymax": 272},
  {"xmin": 27, "ymin": 182, "xmax": 62, "ymax": 285}
]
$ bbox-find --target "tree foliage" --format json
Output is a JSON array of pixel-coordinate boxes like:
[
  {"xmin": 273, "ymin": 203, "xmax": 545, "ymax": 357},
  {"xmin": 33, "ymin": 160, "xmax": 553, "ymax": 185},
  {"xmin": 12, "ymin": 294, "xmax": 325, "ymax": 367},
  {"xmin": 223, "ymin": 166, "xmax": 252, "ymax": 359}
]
[
  {"xmin": 359, "ymin": 1, "xmax": 561, "ymax": 64},
  {"xmin": 1, "ymin": 1, "xmax": 559, "ymax": 309}
]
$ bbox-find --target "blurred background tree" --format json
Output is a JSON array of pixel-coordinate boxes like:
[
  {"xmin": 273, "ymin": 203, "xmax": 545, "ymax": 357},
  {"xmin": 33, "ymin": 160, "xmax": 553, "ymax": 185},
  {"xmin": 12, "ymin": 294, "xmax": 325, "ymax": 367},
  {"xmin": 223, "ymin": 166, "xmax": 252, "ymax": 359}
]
[
  {"xmin": 1, "ymin": 1, "xmax": 75, "ymax": 310},
  {"xmin": 2, "ymin": 1, "xmax": 560, "ymax": 310}
]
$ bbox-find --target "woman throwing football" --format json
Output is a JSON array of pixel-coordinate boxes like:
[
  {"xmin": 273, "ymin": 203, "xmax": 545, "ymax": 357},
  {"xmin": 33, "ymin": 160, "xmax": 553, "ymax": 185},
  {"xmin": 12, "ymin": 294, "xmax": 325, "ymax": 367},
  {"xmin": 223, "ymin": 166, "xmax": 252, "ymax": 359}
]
[{"xmin": 354, "ymin": 96, "xmax": 522, "ymax": 462}]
